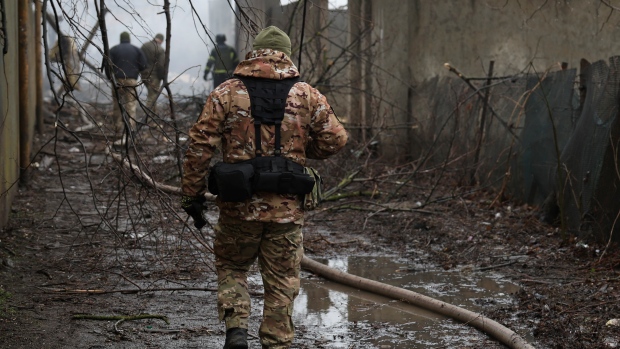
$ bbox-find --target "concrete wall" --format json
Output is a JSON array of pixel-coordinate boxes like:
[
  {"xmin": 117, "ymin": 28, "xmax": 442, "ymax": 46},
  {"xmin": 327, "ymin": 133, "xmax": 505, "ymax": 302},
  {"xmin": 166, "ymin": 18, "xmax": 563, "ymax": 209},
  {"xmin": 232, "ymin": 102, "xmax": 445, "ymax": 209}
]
[
  {"xmin": 0, "ymin": 1, "xmax": 38, "ymax": 229},
  {"xmin": 361, "ymin": 0, "xmax": 620, "ymax": 160},
  {"xmin": 407, "ymin": 0, "xmax": 620, "ymax": 82}
]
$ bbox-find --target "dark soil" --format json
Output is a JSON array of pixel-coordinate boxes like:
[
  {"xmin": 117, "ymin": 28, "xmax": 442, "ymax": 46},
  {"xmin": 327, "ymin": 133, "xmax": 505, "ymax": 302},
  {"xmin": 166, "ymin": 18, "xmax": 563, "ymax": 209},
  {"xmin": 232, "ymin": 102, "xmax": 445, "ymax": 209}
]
[{"xmin": 1, "ymin": 102, "xmax": 620, "ymax": 349}]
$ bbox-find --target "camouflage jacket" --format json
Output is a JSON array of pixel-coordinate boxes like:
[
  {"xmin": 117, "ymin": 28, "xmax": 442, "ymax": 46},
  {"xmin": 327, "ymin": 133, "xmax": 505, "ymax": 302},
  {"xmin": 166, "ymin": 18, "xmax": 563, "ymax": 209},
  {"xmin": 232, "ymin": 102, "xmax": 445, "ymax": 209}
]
[
  {"xmin": 182, "ymin": 49, "xmax": 348, "ymax": 223},
  {"xmin": 140, "ymin": 39, "xmax": 166, "ymax": 80}
]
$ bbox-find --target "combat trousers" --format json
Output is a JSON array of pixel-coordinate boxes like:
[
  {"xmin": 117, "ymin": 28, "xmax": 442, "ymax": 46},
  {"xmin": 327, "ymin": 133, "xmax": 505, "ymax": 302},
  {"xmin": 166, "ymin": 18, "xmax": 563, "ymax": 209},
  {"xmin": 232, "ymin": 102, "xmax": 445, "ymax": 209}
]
[
  {"xmin": 214, "ymin": 214, "xmax": 303, "ymax": 349},
  {"xmin": 145, "ymin": 77, "xmax": 161, "ymax": 109},
  {"xmin": 111, "ymin": 78, "xmax": 139, "ymax": 135}
]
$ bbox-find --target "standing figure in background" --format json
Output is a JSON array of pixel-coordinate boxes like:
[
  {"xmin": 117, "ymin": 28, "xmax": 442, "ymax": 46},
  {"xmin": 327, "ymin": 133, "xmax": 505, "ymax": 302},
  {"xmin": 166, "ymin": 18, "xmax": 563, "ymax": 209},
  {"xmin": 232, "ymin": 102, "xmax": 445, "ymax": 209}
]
[
  {"xmin": 183, "ymin": 26, "xmax": 347, "ymax": 349},
  {"xmin": 49, "ymin": 34, "xmax": 81, "ymax": 95},
  {"xmin": 141, "ymin": 33, "xmax": 166, "ymax": 109},
  {"xmin": 203, "ymin": 34, "xmax": 239, "ymax": 88},
  {"xmin": 108, "ymin": 31, "xmax": 147, "ymax": 142}
]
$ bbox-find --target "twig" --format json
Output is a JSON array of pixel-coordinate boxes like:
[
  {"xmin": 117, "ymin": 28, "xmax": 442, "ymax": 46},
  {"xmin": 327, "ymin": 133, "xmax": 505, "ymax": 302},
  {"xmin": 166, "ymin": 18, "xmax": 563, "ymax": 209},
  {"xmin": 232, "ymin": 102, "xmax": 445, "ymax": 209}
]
[
  {"xmin": 323, "ymin": 190, "xmax": 378, "ymax": 202},
  {"xmin": 322, "ymin": 168, "xmax": 361, "ymax": 198},
  {"xmin": 72, "ymin": 313, "xmax": 170, "ymax": 324},
  {"xmin": 363, "ymin": 208, "xmax": 386, "ymax": 230},
  {"xmin": 444, "ymin": 63, "xmax": 519, "ymax": 140},
  {"xmin": 40, "ymin": 286, "xmax": 263, "ymax": 296},
  {"xmin": 114, "ymin": 319, "xmax": 125, "ymax": 334},
  {"xmin": 143, "ymin": 328, "xmax": 182, "ymax": 333},
  {"xmin": 519, "ymin": 279, "xmax": 555, "ymax": 285},
  {"xmin": 44, "ymin": 241, "xmax": 102, "ymax": 249},
  {"xmin": 107, "ymin": 150, "xmax": 215, "ymax": 200},
  {"xmin": 473, "ymin": 260, "xmax": 517, "ymax": 272}
]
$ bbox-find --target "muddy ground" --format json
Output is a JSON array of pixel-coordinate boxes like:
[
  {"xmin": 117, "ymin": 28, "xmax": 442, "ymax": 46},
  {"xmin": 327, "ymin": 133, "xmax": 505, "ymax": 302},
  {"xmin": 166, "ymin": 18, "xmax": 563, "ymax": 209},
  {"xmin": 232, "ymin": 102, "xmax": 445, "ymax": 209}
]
[{"xmin": 1, "ymin": 101, "xmax": 620, "ymax": 349}]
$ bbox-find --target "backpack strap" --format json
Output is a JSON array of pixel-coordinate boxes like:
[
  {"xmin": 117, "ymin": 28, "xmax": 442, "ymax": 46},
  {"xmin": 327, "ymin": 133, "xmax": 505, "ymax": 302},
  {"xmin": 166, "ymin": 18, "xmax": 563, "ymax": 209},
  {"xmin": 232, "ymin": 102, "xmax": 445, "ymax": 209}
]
[{"xmin": 235, "ymin": 75, "xmax": 300, "ymax": 157}]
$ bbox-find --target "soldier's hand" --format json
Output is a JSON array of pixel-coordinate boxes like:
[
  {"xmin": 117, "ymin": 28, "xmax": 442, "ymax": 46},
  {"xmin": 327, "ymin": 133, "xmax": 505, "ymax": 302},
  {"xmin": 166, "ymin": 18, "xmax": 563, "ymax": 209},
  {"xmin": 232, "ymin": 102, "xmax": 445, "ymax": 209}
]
[
  {"xmin": 181, "ymin": 195, "xmax": 207, "ymax": 229},
  {"xmin": 203, "ymin": 70, "xmax": 209, "ymax": 81}
]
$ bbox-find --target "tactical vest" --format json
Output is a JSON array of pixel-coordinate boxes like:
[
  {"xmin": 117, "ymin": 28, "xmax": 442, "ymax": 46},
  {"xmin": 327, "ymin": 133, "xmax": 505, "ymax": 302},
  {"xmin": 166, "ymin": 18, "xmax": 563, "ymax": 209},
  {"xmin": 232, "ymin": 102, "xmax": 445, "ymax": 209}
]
[{"xmin": 208, "ymin": 76, "xmax": 316, "ymax": 202}]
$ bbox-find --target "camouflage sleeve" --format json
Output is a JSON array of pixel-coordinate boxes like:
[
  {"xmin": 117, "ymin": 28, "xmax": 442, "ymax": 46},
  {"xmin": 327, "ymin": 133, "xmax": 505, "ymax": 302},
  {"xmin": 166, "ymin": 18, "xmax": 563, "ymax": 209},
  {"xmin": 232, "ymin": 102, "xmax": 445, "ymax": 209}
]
[
  {"xmin": 156, "ymin": 48, "xmax": 166, "ymax": 78},
  {"xmin": 306, "ymin": 88, "xmax": 348, "ymax": 159},
  {"xmin": 181, "ymin": 92, "xmax": 226, "ymax": 196}
]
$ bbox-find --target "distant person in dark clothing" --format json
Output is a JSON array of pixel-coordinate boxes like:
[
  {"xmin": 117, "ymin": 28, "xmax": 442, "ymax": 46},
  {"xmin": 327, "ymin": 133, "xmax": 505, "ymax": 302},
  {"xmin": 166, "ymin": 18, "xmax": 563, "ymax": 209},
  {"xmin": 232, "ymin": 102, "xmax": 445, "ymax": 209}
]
[
  {"xmin": 108, "ymin": 31, "xmax": 147, "ymax": 141},
  {"xmin": 203, "ymin": 34, "xmax": 239, "ymax": 88},
  {"xmin": 141, "ymin": 33, "xmax": 166, "ymax": 109}
]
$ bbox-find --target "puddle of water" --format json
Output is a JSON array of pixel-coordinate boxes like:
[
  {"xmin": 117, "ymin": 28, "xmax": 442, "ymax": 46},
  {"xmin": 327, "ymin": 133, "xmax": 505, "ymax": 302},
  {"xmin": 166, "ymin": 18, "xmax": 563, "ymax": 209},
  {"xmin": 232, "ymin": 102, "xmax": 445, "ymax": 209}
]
[{"xmin": 294, "ymin": 256, "xmax": 521, "ymax": 348}]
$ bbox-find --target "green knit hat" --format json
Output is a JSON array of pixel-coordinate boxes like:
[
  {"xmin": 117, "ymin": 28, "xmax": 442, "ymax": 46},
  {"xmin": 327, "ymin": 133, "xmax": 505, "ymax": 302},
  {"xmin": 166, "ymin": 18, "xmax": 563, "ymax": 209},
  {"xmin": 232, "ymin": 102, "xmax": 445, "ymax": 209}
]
[
  {"xmin": 253, "ymin": 26, "xmax": 291, "ymax": 57},
  {"xmin": 120, "ymin": 31, "xmax": 130, "ymax": 42}
]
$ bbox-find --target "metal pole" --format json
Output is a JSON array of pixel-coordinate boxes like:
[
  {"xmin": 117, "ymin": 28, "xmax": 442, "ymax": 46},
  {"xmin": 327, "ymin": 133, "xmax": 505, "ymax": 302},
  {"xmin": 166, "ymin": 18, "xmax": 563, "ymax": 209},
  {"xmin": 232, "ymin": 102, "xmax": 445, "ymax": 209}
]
[
  {"xmin": 34, "ymin": 0, "xmax": 43, "ymax": 134},
  {"xmin": 18, "ymin": 0, "xmax": 31, "ymax": 177}
]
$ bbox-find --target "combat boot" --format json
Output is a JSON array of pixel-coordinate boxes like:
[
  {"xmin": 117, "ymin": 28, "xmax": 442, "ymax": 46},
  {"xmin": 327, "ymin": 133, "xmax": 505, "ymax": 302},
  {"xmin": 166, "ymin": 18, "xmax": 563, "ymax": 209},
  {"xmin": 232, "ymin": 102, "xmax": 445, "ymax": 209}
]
[{"xmin": 224, "ymin": 327, "xmax": 248, "ymax": 349}]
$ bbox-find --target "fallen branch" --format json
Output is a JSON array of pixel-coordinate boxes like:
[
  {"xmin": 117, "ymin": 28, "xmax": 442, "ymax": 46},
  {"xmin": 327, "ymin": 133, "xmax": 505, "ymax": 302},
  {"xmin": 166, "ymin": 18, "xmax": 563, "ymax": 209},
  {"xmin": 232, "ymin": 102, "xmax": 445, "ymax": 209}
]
[
  {"xmin": 108, "ymin": 150, "xmax": 215, "ymax": 200},
  {"xmin": 323, "ymin": 190, "xmax": 378, "ymax": 202},
  {"xmin": 72, "ymin": 314, "xmax": 170, "ymax": 324},
  {"xmin": 473, "ymin": 260, "xmax": 517, "ymax": 272},
  {"xmin": 322, "ymin": 168, "xmax": 361, "ymax": 198},
  {"xmin": 40, "ymin": 286, "xmax": 263, "ymax": 296}
]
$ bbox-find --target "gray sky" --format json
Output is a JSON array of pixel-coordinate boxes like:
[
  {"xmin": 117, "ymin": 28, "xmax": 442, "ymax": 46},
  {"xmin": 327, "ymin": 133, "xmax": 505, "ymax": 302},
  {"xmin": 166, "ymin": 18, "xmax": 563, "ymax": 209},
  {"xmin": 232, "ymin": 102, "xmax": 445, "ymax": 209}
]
[
  {"xmin": 52, "ymin": 0, "xmax": 230, "ymax": 98},
  {"xmin": 96, "ymin": 0, "xmax": 225, "ymax": 96},
  {"xmin": 52, "ymin": 0, "xmax": 347, "ymax": 99}
]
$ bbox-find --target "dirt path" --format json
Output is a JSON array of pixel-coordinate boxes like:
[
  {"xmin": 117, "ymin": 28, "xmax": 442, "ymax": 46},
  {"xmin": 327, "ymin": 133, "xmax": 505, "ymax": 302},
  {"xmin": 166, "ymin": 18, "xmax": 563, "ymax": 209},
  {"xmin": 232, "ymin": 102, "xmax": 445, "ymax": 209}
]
[{"xmin": 1, "ymin": 106, "xmax": 620, "ymax": 348}]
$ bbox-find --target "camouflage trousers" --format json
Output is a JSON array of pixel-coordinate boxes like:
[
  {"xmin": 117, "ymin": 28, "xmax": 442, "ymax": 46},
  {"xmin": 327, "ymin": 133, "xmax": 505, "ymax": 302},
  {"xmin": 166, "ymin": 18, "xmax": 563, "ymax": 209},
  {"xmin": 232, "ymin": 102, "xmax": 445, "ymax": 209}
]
[
  {"xmin": 111, "ymin": 78, "xmax": 139, "ymax": 134},
  {"xmin": 214, "ymin": 214, "xmax": 304, "ymax": 349}
]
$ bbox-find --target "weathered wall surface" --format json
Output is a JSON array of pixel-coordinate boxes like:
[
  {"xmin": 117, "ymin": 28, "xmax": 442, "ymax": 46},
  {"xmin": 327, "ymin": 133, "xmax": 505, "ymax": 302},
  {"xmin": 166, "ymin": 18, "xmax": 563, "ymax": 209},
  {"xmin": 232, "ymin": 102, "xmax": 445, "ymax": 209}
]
[
  {"xmin": 407, "ymin": 0, "xmax": 620, "ymax": 81},
  {"xmin": 0, "ymin": 1, "xmax": 38, "ymax": 229},
  {"xmin": 364, "ymin": 0, "xmax": 620, "ymax": 159}
]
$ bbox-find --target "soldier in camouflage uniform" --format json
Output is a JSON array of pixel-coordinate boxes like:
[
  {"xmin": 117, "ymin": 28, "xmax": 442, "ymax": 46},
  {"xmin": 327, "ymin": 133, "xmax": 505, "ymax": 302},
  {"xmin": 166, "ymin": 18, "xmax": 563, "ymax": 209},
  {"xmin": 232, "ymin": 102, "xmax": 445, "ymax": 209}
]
[
  {"xmin": 181, "ymin": 26, "xmax": 347, "ymax": 349},
  {"xmin": 140, "ymin": 33, "xmax": 166, "ymax": 109}
]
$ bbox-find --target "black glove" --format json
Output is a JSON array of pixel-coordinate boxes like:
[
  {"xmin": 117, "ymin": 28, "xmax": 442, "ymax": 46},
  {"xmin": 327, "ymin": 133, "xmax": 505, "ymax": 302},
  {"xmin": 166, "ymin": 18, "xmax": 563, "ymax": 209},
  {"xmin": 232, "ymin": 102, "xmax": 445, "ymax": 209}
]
[
  {"xmin": 181, "ymin": 195, "xmax": 207, "ymax": 229},
  {"xmin": 203, "ymin": 70, "xmax": 209, "ymax": 81}
]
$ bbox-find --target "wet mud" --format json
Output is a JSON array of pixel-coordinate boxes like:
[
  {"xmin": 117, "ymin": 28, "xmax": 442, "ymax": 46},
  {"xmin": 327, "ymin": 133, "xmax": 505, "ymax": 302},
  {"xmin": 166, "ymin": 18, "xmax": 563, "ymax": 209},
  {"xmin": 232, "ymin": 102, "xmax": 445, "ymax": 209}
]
[{"xmin": 1, "ymin": 103, "xmax": 620, "ymax": 348}]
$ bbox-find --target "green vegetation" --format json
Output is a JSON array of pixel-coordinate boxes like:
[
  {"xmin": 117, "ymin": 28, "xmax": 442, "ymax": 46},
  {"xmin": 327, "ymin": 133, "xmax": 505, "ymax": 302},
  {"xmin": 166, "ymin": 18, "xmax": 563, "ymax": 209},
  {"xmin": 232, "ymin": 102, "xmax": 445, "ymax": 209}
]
[{"xmin": 0, "ymin": 287, "xmax": 15, "ymax": 318}]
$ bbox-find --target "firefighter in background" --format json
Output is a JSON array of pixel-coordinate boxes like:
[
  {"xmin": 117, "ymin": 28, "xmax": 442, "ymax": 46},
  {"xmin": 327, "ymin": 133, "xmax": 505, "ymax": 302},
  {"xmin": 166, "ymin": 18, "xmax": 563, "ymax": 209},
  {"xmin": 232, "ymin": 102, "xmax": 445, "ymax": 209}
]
[{"xmin": 203, "ymin": 34, "xmax": 239, "ymax": 88}]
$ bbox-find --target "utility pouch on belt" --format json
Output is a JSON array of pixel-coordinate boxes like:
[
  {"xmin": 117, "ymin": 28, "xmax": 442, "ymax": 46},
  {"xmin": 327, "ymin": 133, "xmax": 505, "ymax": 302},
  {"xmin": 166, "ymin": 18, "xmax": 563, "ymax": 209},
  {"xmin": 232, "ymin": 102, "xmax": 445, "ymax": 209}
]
[
  {"xmin": 207, "ymin": 161, "xmax": 254, "ymax": 202},
  {"xmin": 302, "ymin": 167, "xmax": 322, "ymax": 211},
  {"xmin": 208, "ymin": 157, "xmax": 315, "ymax": 202},
  {"xmin": 253, "ymin": 157, "xmax": 315, "ymax": 195}
]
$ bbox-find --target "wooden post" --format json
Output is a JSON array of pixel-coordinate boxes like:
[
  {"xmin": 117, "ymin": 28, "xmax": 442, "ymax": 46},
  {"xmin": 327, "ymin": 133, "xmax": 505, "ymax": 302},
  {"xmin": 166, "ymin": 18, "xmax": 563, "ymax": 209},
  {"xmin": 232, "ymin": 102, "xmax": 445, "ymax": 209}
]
[{"xmin": 34, "ymin": 0, "xmax": 43, "ymax": 134}]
